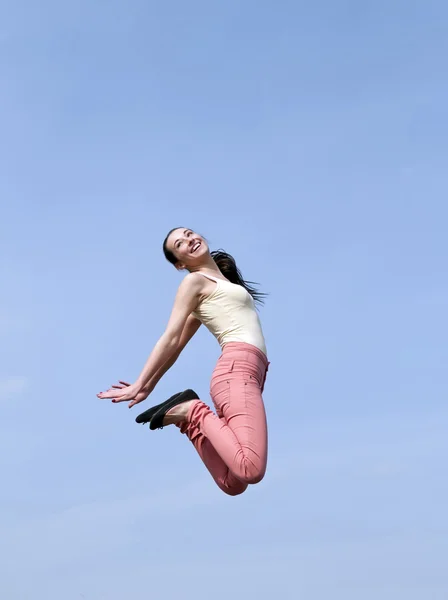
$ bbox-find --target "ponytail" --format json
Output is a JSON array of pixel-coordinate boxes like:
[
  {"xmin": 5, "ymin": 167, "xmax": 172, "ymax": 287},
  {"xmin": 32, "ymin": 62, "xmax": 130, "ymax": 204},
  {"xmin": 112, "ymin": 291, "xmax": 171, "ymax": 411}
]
[
  {"xmin": 162, "ymin": 228, "xmax": 267, "ymax": 307},
  {"xmin": 211, "ymin": 249, "xmax": 266, "ymax": 307}
]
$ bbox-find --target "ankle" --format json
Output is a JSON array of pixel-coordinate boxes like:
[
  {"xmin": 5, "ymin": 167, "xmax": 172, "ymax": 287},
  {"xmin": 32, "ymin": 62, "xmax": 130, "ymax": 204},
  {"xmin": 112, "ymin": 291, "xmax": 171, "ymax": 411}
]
[{"xmin": 164, "ymin": 400, "xmax": 194, "ymax": 426}]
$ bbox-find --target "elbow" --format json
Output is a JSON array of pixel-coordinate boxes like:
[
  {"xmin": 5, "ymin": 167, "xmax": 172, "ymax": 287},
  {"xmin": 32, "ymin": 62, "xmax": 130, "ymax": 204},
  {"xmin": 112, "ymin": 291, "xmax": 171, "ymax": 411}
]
[{"xmin": 164, "ymin": 333, "xmax": 180, "ymax": 353}]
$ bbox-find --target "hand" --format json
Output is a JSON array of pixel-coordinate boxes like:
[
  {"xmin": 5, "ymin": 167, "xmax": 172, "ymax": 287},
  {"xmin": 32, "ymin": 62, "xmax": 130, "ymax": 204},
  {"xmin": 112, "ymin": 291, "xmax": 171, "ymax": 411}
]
[{"xmin": 97, "ymin": 380, "xmax": 151, "ymax": 408}]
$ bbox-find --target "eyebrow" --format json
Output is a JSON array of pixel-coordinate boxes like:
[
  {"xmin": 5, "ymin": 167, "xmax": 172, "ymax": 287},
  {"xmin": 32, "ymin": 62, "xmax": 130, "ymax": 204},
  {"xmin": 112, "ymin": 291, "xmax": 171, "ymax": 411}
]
[{"xmin": 175, "ymin": 229, "xmax": 190, "ymax": 247}]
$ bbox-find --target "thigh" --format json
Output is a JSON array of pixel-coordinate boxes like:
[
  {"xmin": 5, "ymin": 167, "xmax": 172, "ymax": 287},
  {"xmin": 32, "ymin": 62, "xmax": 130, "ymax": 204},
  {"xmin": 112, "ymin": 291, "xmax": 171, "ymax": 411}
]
[
  {"xmin": 226, "ymin": 371, "xmax": 266, "ymax": 426},
  {"xmin": 209, "ymin": 354, "xmax": 236, "ymax": 418},
  {"xmin": 210, "ymin": 350, "xmax": 268, "ymax": 423},
  {"xmin": 209, "ymin": 373, "xmax": 231, "ymax": 419},
  {"xmin": 210, "ymin": 368, "xmax": 266, "ymax": 428}
]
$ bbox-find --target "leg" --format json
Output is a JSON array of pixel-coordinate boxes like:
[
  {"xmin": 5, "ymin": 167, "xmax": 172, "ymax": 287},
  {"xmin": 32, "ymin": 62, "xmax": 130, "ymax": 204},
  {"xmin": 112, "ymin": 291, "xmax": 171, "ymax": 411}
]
[
  {"xmin": 178, "ymin": 369, "xmax": 268, "ymax": 489},
  {"xmin": 178, "ymin": 416, "xmax": 249, "ymax": 496}
]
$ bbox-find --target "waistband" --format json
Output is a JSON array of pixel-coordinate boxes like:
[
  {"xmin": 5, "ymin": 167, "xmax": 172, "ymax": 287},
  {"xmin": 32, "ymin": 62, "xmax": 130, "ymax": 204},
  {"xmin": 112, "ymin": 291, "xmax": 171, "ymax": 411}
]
[{"xmin": 221, "ymin": 341, "xmax": 269, "ymax": 367}]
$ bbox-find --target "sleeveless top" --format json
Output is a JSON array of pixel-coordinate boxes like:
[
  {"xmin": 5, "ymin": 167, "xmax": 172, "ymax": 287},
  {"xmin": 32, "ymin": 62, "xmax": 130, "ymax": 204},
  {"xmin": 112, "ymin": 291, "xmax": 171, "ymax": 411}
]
[{"xmin": 191, "ymin": 272, "xmax": 267, "ymax": 355}]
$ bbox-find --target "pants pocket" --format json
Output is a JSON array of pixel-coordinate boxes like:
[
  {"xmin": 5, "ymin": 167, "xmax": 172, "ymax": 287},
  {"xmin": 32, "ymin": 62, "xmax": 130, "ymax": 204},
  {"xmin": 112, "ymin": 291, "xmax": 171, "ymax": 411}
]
[{"xmin": 242, "ymin": 373, "xmax": 262, "ymax": 409}]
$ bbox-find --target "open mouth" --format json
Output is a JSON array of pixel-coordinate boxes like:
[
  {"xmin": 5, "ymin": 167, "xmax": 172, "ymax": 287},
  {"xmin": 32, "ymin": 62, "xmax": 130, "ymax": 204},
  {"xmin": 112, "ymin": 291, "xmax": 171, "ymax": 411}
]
[{"xmin": 191, "ymin": 241, "xmax": 201, "ymax": 254}]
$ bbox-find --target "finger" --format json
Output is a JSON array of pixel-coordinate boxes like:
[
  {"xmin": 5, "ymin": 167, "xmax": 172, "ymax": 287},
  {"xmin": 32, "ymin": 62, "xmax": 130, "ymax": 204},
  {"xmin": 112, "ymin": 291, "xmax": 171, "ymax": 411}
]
[
  {"xmin": 100, "ymin": 387, "xmax": 120, "ymax": 393},
  {"xmin": 97, "ymin": 389, "xmax": 125, "ymax": 399},
  {"xmin": 112, "ymin": 385, "xmax": 125, "ymax": 389},
  {"xmin": 119, "ymin": 381, "xmax": 131, "ymax": 386}
]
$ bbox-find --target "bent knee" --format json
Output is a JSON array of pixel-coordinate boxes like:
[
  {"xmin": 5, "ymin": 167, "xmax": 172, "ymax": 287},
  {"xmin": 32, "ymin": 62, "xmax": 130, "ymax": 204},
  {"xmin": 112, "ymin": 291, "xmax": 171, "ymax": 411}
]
[
  {"xmin": 238, "ymin": 462, "xmax": 266, "ymax": 485},
  {"xmin": 242, "ymin": 472, "xmax": 265, "ymax": 485},
  {"xmin": 224, "ymin": 484, "xmax": 248, "ymax": 497},
  {"xmin": 219, "ymin": 479, "xmax": 248, "ymax": 496}
]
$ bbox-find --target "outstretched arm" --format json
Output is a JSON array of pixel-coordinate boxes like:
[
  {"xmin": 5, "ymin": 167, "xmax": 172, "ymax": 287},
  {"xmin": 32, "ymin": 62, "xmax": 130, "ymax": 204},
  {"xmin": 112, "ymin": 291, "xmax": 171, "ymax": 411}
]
[
  {"xmin": 144, "ymin": 313, "xmax": 201, "ymax": 391},
  {"xmin": 97, "ymin": 273, "xmax": 204, "ymax": 406},
  {"xmin": 110, "ymin": 314, "xmax": 201, "ymax": 406}
]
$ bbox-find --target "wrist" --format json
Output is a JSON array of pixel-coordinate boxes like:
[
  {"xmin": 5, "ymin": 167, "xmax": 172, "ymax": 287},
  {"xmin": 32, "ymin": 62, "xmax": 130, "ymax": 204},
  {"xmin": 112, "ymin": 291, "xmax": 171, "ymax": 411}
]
[
  {"xmin": 135, "ymin": 377, "xmax": 146, "ymax": 391},
  {"xmin": 146, "ymin": 378, "xmax": 157, "ymax": 390},
  {"xmin": 140, "ymin": 378, "xmax": 154, "ymax": 392}
]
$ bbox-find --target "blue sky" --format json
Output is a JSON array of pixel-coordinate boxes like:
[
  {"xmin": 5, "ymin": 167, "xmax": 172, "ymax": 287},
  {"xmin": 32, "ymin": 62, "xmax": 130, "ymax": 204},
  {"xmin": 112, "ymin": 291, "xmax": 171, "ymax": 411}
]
[{"xmin": 1, "ymin": 1, "xmax": 447, "ymax": 598}]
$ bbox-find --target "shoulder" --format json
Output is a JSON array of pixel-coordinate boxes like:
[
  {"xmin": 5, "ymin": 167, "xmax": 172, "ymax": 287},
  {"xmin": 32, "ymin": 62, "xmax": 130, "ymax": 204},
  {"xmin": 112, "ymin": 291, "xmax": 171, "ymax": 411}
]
[
  {"xmin": 177, "ymin": 272, "xmax": 206, "ymax": 295},
  {"xmin": 170, "ymin": 273, "xmax": 206, "ymax": 313}
]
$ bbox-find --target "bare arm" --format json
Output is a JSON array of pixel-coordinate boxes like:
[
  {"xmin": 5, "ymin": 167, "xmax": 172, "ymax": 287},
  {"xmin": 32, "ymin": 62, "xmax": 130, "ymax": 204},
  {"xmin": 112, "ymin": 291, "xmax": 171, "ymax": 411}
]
[
  {"xmin": 97, "ymin": 273, "xmax": 204, "ymax": 403},
  {"xmin": 143, "ymin": 313, "xmax": 201, "ymax": 392},
  {"xmin": 134, "ymin": 275, "xmax": 203, "ymax": 389}
]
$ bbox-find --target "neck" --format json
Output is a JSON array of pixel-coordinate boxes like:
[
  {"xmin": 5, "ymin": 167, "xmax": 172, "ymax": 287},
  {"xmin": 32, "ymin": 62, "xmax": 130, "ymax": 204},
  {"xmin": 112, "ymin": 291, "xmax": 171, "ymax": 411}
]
[{"xmin": 187, "ymin": 256, "xmax": 221, "ymax": 275}]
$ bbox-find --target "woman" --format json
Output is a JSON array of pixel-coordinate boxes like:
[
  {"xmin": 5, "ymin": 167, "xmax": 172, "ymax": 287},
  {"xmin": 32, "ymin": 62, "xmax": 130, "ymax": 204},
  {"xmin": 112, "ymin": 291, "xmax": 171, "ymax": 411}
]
[{"xmin": 98, "ymin": 227, "xmax": 270, "ymax": 496}]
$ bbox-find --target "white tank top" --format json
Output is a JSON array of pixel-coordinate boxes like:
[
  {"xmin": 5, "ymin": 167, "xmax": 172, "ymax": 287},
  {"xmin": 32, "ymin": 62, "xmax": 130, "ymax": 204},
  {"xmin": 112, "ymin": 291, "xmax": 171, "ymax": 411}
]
[{"xmin": 192, "ymin": 272, "xmax": 267, "ymax": 355}]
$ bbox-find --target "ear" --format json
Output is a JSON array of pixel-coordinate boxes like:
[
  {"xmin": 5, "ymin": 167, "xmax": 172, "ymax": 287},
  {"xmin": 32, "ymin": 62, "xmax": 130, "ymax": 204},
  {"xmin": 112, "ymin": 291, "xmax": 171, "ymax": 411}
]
[{"xmin": 175, "ymin": 261, "xmax": 186, "ymax": 271}]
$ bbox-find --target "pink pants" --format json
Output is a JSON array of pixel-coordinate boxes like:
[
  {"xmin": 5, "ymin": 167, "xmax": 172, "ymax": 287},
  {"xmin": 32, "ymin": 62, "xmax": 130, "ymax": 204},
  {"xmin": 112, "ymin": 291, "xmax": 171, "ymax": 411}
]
[{"xmin": 178, "ymin": 342, "xmax": 270, "ymax": 496}]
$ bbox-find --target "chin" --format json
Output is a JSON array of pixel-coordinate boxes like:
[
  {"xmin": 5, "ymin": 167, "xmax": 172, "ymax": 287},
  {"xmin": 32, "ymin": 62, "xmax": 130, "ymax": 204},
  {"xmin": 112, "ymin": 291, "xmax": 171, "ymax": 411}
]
[
  {"xmin": 186, "ymin": 241, "xmax": 208, "ymax": 263},
  {"xmin": 192, "ymin": 245, "xmax": 208, "ymax": 258}
]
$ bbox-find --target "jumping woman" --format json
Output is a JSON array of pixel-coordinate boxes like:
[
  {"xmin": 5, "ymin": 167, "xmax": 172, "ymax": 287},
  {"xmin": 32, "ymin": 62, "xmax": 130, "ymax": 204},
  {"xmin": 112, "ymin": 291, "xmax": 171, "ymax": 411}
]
[{"xmin": 97, "ymin": 227, "xmax": 270, "ymax": 496}]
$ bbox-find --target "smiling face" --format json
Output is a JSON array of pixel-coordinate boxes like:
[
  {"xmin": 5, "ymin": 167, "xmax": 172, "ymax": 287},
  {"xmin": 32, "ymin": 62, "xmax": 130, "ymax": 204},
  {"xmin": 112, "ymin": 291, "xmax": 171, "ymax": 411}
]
[{"xmin": 165, "ymin": 227, "xmax": 210, "ymax": 269}]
